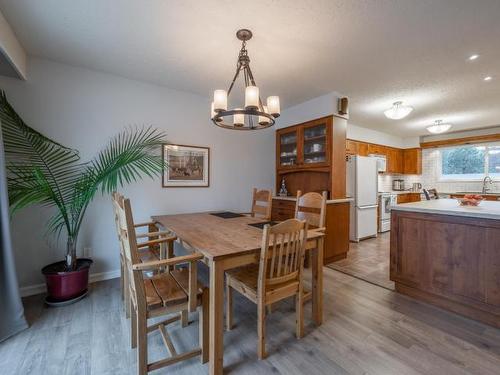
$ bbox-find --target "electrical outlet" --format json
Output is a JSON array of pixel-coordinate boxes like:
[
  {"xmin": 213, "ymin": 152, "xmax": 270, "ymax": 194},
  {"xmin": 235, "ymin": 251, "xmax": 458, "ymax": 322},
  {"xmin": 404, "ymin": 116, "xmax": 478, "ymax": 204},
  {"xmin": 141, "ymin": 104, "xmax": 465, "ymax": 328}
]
[{"xmin": 83, "ymin": 247, "xmax": 92, "ymax": 258}]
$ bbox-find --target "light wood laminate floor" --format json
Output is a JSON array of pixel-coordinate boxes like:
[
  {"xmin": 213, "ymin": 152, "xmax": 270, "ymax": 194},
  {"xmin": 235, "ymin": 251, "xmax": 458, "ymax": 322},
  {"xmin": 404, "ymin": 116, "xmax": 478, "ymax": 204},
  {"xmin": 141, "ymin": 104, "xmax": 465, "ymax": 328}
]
[
  {"xmin": 328, "ymin": 233, "xmax": 394, "ymax": 290},
  {"xmin": 2, "ymin": 267, "xmax": 500, "ymax": 374}
]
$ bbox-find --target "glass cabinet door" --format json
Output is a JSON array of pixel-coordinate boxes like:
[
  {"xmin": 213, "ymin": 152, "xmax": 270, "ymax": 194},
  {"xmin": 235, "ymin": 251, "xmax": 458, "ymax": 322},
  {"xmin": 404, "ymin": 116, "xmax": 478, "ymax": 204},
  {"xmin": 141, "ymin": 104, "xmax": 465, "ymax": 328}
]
[
  {"xmin": 279, "ymin": 130, "xmax": 298, "ymax": 168},
  {"xmin": 302, "ymin": 123, "xmax": 327, "ymax": 165}
]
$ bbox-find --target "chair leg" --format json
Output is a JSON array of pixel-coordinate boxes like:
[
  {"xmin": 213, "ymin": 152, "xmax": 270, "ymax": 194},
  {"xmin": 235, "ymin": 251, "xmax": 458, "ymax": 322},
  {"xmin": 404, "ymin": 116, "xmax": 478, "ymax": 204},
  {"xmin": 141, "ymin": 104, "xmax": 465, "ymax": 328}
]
[
  {"xmin": 124, "ymin": 276, "xmax": 130, "ymax": 319},
  {"xmin": 120, "ymin": 261, "xmax": 124, "ymax": 301},
  {"xmin": 131, "ymin": 306, "xmax": 137, "ymax": 349},
  {"xmin": 296, "ymin": 289, "xmax": 304, "ymax": 339},
  {"xmin": 137, "ymin": 312, "xmax": 148, "ymax": 375},
  {"xmin": 181, "ymin": 310, "xmax": 188, "ymax": 327},
  {"xmin": 200, "ymin": 288, "xmax": 209, "ymax": 364},
  {"xmin": 257, "ymin": 301, "xmax": 267, "ymax": 359},
  {"xmin": 226, "ymin": 284, "xmax": 233, "ymax": 331}
]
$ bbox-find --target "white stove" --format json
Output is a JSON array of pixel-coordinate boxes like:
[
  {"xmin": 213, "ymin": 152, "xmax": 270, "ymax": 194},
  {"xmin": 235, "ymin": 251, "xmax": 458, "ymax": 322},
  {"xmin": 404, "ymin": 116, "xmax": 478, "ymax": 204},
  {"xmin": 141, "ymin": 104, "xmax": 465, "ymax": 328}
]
[{"xmin": 378, "ymin": 193, "xmax": 397, "ymax": 232}]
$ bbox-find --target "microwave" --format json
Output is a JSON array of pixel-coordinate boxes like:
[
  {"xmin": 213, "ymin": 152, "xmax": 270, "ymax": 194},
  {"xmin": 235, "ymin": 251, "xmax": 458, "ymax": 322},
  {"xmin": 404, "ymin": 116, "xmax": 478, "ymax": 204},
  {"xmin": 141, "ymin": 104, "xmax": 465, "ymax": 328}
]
[{"xmin": 368, "ymin": 154, "xmax": 387, "ymax": 173}]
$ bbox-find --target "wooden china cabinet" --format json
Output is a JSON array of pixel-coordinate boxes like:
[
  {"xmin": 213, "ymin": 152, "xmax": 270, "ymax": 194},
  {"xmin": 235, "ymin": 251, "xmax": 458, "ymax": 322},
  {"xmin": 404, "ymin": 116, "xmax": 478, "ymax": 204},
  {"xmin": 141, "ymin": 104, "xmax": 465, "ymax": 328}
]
[{"xmin": 274, "ymin": 115, "xmax": 350, "ymax": 264}]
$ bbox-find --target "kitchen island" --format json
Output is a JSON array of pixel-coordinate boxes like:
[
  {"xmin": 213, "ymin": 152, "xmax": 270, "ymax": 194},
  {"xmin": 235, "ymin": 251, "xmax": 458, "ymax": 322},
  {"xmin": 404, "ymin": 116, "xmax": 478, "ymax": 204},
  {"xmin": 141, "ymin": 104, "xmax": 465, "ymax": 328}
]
[{"xmin": 390, "ymin": 199, "xmax": 500, "ymax": 327}]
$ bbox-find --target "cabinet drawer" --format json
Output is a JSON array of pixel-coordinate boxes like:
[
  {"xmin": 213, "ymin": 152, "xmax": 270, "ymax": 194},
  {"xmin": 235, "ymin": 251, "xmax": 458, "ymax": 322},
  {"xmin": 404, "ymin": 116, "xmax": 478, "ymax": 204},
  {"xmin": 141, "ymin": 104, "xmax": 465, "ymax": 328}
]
[{"xmin": 272, "ymin": 199, "xmax": 295, "ymax": 209}]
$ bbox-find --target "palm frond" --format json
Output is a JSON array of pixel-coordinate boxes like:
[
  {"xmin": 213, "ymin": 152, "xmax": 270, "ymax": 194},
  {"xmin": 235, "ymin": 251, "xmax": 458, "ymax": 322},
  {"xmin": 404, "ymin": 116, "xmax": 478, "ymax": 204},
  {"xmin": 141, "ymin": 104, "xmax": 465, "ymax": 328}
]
[{"xmin": 0, "ymin": 91, "xmax": 81, "ymax": 230}]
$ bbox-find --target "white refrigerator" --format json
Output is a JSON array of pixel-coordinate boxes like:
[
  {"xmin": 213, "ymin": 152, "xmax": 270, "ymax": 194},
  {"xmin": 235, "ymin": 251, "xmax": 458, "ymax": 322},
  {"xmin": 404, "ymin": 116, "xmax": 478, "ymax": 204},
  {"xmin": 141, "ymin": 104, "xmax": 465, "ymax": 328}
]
[{"xmin": 346, "ymin": 155, "xmax": 378, "ymax": 242}]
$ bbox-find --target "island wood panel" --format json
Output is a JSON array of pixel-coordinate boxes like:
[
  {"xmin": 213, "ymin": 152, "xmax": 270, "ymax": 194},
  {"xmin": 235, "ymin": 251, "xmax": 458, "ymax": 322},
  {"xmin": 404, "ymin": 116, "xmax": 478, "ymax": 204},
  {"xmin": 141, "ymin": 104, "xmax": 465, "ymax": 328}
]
[{"xmin": 390, "ymin": 210, "xmax": 500, "ymax": 328}]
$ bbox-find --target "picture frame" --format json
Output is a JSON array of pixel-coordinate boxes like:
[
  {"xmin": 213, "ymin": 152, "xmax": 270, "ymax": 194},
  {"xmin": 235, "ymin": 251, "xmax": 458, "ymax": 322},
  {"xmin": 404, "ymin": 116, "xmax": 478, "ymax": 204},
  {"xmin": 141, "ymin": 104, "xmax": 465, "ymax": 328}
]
[{"xmin": 162, "ymin": 144, "xmax": 210, "ymax": 187}]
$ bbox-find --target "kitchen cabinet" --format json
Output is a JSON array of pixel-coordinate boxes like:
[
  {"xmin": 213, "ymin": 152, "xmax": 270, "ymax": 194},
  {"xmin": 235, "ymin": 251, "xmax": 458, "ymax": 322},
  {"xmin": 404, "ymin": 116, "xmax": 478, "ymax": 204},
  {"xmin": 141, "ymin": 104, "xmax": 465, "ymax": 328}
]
[
  {"xmin": 403, "ymin": 148, "xmax": 422, "ymax": 175},
  {"xmin": 368, "ymin": 144, "xmax": 386, "ymax": 156},
  {"xmin": 271, "ymin": 198, "xmax": 350, "ymax": 264},
  {"xmin": 386, "ymin": 148, "xmax": 403, "ymax": 174},
  {"xmin": 397, "ymin": 193, "xmax": 422, "ymax": 204},
  {"xmin": 357, "ymin": 142, "xmax": 369, "ymax": 156},
  {"xmin": 277, "ymin": 117, "xmax": 331, "ymax": 170},
  {"xmin": 346, "ymin": 140, "xmax": 358, "ymax": 155}
]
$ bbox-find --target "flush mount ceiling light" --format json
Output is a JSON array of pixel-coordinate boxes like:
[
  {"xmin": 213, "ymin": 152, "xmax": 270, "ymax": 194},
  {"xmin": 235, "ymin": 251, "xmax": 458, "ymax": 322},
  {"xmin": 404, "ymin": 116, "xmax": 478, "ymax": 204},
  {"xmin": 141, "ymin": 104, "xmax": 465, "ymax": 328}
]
[
  {"xmin": 211, "ymin": 29, "xmax": 280, "ymax": 130},
  {"xmin": 427, "ymin": 120, "xmax": 452, "ymax": 134},
  {"xmin": 468, "ymin": 54, "xmax": 479, "ymax": 61},
  {"xmin": 384, "ymin": 101, "xmax": 413, "ymax": 120},
  {"xmin": 484, "ymin": 76, "xmax": 493, "ymax": 81}
]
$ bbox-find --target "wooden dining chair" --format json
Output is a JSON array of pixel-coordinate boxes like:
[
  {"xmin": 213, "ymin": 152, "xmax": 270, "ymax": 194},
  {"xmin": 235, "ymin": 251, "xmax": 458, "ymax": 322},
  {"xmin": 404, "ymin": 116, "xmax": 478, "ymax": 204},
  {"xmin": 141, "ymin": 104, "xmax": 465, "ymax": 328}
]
[
  {"xmin": 249, "ymin": 188, "xmax": 273, "ymax": 220},
  {"xmin": 225, "ymin": 218, "xmax": 308, "ymax": 359},
  {"xmin": 295, "ymin": 190, "xmax": 327, "ymax": 231},
  {"xmin": 115, "ymin": 194, "xmax": 209, "ymax": 374},
  {"xmin": 112, "ymin": 192, "xmax": 178, "ymax": 319}
]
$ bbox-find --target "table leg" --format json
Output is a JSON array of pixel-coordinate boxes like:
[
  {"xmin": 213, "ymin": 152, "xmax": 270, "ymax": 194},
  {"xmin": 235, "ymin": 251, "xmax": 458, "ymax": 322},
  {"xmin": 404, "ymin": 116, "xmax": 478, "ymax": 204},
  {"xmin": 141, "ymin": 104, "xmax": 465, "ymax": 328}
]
[
  {"xmin": 209, "ymin": 259, "xmax": 224, "ymax": 375},
  {"xmin": 311, "ymin": 237, "xmax": 324, "ymax": 325}
]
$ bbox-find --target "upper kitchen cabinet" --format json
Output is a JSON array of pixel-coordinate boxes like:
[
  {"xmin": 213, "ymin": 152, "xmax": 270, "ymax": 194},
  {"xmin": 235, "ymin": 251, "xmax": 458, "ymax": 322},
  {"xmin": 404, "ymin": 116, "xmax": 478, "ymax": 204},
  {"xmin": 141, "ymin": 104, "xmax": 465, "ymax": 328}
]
[
  {"xmin": 386, "ymin": 148, "xmax": 403, "ymax": 174},
  {"xmin": 403, "ymin": 148, "xmax": 422, "ymax": 174},
  {"xmin": 276, "ymin": 117, "xmax": 332, "ymax": 170},
  {"xmin": 277, "ymin": 127, "xmax": 299, "ymax": 169}
]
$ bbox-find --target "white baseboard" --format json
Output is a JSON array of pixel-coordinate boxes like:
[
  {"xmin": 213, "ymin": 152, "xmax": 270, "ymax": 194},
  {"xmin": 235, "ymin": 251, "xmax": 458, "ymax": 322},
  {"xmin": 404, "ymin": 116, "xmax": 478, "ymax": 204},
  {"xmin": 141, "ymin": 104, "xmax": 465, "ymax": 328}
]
[{"xmin": 20, "ymin": 269, "xmax": 121, "ymax": 297}]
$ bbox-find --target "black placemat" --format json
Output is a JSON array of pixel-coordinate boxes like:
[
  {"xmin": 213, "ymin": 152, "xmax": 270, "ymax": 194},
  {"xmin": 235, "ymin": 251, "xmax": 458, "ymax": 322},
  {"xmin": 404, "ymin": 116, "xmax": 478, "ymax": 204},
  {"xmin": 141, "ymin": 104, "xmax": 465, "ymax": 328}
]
[
  {"xmin": 210, "ymin": 211, "xmax": 244, "ymax": 219},
  {"xmin": 248, "ymin": 221, "xmax": 277, "ymax": 229}
]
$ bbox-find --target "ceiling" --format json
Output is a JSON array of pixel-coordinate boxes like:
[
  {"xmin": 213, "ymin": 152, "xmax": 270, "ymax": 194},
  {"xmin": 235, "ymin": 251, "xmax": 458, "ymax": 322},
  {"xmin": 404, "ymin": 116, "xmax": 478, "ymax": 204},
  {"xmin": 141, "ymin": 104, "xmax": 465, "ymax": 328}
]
[{"xmin": 1, "ymin": 0, "xmax": 500, "ymax": 137}]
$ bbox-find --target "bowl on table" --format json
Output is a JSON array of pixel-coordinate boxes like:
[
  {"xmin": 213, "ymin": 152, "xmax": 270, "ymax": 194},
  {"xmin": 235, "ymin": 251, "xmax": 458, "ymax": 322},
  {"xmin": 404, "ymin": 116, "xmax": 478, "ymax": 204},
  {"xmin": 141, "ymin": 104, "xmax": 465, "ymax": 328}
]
[{"xmin": 457, "ymin": 194, "xmax": 484, "ymax": 206}]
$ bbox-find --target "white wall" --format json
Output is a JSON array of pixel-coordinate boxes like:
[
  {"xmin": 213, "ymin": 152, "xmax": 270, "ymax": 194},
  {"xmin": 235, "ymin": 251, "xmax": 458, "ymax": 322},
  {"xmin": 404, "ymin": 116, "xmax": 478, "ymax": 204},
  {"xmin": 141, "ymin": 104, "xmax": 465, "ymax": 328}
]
[
  {"xmin": 277, "ymin": 92, "xmax": 342, "ymax": 129},
  {"xmin": 0, "ymin": 9, "xmax": 26, "ymax": 79},
  {"xmin": 0, "ymin": 58, "xmax": 274, "ymax": 290}
]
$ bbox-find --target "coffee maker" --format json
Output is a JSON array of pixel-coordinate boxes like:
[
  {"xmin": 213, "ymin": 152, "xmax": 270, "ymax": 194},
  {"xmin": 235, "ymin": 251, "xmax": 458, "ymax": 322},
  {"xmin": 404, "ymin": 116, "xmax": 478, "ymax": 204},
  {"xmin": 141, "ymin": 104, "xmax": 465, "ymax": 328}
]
[{"xmin": 392, "ymin": 179, "xmax": 405, "ymax": 191}]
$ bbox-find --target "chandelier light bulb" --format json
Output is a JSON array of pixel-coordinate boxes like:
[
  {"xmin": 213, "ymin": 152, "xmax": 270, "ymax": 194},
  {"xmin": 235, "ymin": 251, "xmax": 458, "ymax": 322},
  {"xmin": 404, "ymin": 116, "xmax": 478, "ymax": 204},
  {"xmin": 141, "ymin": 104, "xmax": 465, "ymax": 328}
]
[
  {"xmin": 245, "ymin": 86, "xmax": 259, "ymax": 110},
  {"xmin": 384, "ymin": 101, "xmax": 413, "ymax": 120},
  {"xmin": 213, "ymin": 90, "xmax": 227, "ymax": 111},
  {"xmin": 259, "ymin": 105, "xmax": 270, "ymax": 125},
  {"xmin": 426, "ymin": 120, "xmax": 452, "ymax": 134},
  {"xmin": 267, "ymin": 96, "xmax": 280, "ymax": 117},
  {"xmin": 233, "ymin": 108, "xmax": 244, "ymax": 127}
]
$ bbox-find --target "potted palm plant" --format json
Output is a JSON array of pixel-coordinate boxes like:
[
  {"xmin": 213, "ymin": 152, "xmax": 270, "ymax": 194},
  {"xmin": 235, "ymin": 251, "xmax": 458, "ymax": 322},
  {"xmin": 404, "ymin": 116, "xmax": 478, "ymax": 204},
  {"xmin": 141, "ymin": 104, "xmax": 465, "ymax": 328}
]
[{"xmin": 0, "ymin": 91, "xmax": 166, "ymax": 303}]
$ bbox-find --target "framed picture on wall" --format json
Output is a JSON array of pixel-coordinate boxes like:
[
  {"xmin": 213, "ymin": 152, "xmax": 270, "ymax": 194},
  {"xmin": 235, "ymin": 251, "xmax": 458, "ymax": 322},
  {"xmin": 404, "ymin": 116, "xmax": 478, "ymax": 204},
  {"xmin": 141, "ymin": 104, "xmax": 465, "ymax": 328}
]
[{"xmin": 162, "ymin": 144, "xmax": 210, "ymax": 187}]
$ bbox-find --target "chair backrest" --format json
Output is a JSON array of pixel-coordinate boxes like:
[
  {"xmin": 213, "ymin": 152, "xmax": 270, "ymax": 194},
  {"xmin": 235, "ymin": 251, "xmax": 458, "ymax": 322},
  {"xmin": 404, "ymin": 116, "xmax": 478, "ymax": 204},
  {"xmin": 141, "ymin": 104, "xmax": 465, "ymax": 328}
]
[
  {"xmin": 251, "ymin": 188, "xmax": 272, "ymax": 220},
  {"xmin": 294, "ymin": 190, "xmax": 327, "ymax": 230},
  {"xmin": 112, "ymin": 192, "xmax": 124, "ymax": 252},
  {"xmin": 423, "ymin": 188, "xmax": 439, "ymax": 200},
  {"xmin": 258, "ymin": 219, "xmax": 308, "ymax": 294},
  {"xmin": 114, "ymin": 194, "xmax": 146, "ymax": 307}
]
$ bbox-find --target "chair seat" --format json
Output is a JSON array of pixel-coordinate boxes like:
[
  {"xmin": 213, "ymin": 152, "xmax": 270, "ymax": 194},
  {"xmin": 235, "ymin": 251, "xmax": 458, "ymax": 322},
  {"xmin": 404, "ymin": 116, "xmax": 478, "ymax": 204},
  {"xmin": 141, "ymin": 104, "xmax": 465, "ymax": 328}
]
[
  {"xmin": 144, "ymin": 268, "xmax": 204, "ymax": 311},
  {"xmin": 138, "ymin": 246, "xmax": 161, "ymax": 263},
  {"xmin": 226, "ymin": 264, "xmax": 299, "ymax": 305}
]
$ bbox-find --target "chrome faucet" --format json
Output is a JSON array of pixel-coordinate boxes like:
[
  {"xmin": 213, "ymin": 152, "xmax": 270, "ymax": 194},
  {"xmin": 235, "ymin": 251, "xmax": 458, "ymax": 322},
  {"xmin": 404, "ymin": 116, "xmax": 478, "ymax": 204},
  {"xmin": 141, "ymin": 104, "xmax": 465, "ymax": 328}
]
[{"xmin": 482, "ymin": 176, "xmax": 493, "ymax": 193}]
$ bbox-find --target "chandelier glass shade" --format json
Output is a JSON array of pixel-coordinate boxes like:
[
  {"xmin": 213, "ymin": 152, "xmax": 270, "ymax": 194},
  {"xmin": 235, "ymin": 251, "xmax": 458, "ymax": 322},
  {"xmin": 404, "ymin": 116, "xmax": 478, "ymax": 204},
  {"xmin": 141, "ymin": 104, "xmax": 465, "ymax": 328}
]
[
  {"xmin": 211, "ymin": 29, "xmax": 280, "ymax": 130},
  {"xmin": 427, "ymin": 120, "xmax": 452, "ymax": 134},
  {"xmin": 384, "ymin": 101, "xmax": 413, "ymax": 120}
]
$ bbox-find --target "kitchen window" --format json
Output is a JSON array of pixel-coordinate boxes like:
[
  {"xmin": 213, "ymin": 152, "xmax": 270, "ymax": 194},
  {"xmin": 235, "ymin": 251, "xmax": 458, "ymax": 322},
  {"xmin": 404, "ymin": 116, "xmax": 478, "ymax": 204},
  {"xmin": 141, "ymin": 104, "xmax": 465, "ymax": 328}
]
[{"xmin": 439, "ymin": 142, "xmax": 500, "ymax": 180}]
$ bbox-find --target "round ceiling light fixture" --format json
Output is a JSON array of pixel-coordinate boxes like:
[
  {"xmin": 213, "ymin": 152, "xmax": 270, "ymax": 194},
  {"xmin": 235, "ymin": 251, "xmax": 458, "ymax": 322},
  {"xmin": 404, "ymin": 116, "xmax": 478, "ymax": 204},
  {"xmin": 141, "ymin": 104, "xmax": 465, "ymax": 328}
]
[
  {"xmin": 426, "ymin": 120, "xmax": 452, "ymax": 134},
  {"xmin": 468, "ymin": 54, "xmax": 479, "ymax": 61},
  {"xmin": 384, "ymin": 101, "xmax": 413, "ymax": 120},
  {"xmin": 210, "ymin": 29, "xmax": 280, "ymax": 130},
  {"xmin": 484, "ymin": 76, "xmax": 493, "ymax": 81}
]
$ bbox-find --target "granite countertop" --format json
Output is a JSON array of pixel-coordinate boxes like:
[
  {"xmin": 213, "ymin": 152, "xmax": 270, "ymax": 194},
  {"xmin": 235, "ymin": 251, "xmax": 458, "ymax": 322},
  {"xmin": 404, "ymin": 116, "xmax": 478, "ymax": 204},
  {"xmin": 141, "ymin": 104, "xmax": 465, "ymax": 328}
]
[
  {"xmin": 273, "ymin": 196, "xmax": 353, "ymax": 204},
  {"xmin": 392, "ymin": 198, "xmax": 500, "ymax": 220}
]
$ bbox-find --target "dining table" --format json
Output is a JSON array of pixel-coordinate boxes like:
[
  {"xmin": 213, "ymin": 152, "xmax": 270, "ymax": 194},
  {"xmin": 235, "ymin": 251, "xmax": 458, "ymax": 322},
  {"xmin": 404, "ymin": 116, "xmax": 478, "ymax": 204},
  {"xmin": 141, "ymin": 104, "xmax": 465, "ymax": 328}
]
[{"xmin": 153, "ymin": 211, "xmax": 325, "ymax": 375}]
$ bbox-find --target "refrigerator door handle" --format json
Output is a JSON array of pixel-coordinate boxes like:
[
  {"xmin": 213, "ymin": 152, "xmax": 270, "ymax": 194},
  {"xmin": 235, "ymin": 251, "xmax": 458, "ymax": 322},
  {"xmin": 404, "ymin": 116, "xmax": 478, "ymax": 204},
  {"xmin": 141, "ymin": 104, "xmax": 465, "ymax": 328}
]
[{"xmin": 358, "ymin": 205, "xmax": 378, "ymax": 209}]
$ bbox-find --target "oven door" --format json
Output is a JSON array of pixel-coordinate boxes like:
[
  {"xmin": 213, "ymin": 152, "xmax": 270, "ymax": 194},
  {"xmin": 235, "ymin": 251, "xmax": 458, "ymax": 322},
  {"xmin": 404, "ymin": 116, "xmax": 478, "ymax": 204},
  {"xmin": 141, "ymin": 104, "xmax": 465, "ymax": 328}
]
[{"xmin": 380, "ymin": 196, "xmax": 393, "ymax": 221}]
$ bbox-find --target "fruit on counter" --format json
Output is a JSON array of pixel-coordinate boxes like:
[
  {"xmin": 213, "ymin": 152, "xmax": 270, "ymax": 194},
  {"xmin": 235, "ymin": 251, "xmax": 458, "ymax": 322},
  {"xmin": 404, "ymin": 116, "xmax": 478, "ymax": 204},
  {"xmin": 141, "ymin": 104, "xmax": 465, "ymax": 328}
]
[{"xmin": 459, "ymin": 194, "xmax": 484, "ymax": 206}]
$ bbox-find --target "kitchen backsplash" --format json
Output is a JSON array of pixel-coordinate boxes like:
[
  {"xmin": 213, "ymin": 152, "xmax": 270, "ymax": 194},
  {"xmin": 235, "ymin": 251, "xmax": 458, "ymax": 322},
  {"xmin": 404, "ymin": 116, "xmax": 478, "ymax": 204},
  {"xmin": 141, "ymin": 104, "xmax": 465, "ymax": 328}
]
[{"xmin": 378, "ymin": 148, "xmax": 500, "ymax": 193}]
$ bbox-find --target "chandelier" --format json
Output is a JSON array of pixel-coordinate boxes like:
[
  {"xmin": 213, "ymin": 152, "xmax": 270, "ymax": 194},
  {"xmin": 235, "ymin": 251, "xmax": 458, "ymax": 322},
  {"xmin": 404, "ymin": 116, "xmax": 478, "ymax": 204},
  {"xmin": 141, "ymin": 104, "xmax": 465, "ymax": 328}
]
[
  {"xmin": 211, "ymin": 29, "xmax": 280, "ymax": 130},
  {"xmin": 384, "ymin": 101, "xmax": 413, "ymax": 120}
]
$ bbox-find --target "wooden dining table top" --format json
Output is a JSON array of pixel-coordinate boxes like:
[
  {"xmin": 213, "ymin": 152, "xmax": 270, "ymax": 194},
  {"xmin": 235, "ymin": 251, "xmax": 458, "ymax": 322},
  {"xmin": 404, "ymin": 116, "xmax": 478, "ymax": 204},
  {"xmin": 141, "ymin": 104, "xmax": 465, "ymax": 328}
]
[{"xmin": 152, "ymin": 212, "xmax": 324, "ymax": 260}]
